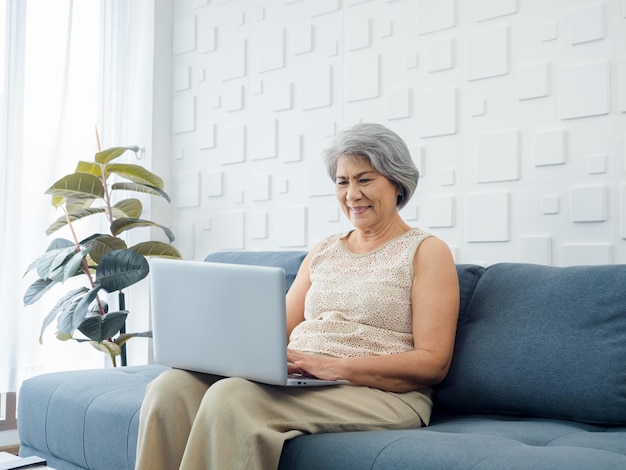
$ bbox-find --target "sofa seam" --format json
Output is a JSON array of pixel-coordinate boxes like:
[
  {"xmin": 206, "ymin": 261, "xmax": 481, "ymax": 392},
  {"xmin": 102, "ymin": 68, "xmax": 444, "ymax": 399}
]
[{"xmin": 81, "ymin": 382, "xmax": 150, "ymax": 470}]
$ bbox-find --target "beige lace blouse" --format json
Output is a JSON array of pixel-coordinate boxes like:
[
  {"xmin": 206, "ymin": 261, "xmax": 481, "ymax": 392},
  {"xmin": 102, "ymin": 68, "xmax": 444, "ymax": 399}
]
[{"xmin": 288, "ymin": 228, "xmax": 432, "ymax": 358}]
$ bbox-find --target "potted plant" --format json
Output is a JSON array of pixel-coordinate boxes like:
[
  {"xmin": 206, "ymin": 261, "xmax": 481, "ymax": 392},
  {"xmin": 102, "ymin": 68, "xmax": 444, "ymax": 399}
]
[{"xmin": 23, "ymin": 143, "xmax": 181, "ymax": 366}]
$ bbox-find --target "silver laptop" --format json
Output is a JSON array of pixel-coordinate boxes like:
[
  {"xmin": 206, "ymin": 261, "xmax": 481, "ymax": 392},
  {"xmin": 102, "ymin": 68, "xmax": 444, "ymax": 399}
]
[{"xmin": 149, "ymin": 258, "xmax": 347, "ymax": 386}]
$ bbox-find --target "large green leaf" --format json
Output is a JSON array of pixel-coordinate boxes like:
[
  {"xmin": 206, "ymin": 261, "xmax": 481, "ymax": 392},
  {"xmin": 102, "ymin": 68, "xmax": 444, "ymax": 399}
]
[
  {"xmin": 95, "ymin": 249, "xmax": 149, "ymax": 292},
  {"xmin": 23, "ymin": 278, "xmax": 56, "ymax": 306},
  {"xmin": 38, "ymin": 287, "xmax": 88, "ymax": 342},
  {"xmin": 72, "ymin": 285, "xmax": 103, "ymax": 329},
  {"xmin": 112, "ymin": 198, "xmax": 142, "ymax": 219},
  {"xmin": 85, "ymin": 234, "xmax": 127, "ymax": 264},
  {"xmin": 95, "ymin": 146, "xmax": 139, "ymax": 164},
  {"xmin": 130, "ymin": 241, "xmax": 182, "ymax": 258},
  {"xmin": 110, "ymin": 218, "xmax": 175, "ymax": 243},
  {"xmin": 65, "ymin": 197, "xmax": 94, "ymax": 212},
  {"xmin": 106, "ymin": 164, "xmax": 164, "ymax": 189},
  {"xmin": 46, "ymin": 173, "xmax": 104, "ymax": 207},
  {"xmin": 111, "ymin": 182, "xmax": 171, "ymax": 202},
  {"xmin": 27, "ymin": 244, "xmax": 76, "ymax": 280},
  {"xmin": 78, "ymin": 311, "xmax": 128, "ymax": 342},
  {"xmin": 45, "ymin": 207, "xmax": 106, "ymax": 235},
  {"xmin": 74, "ymin": 161, "xmax": 102, "ymax": 177}
]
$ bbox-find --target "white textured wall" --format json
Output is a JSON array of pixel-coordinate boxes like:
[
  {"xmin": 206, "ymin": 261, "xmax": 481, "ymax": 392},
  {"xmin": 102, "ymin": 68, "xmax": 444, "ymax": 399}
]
[{"xmin": 169, "ymin": 0, "xmax": 626, "ymax": 266}]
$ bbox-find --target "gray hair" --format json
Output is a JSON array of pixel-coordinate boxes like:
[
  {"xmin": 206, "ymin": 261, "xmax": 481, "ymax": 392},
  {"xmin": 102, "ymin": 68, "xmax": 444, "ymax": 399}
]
[{"xmin": 323, "ymin": 123, "xmax": 419, "ymax": 209}]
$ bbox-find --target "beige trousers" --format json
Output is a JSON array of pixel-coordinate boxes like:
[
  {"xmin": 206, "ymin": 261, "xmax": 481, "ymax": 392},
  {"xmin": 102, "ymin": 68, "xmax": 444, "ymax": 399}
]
[{"xmin": 135, "ymin": 369, "xmax": 432, "ymax": 470}]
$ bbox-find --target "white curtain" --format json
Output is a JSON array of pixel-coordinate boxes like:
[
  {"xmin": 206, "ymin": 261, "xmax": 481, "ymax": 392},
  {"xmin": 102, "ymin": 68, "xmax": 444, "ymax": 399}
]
[{"xmin": 0, "ymin": 0, "xmax": 156, "ymax": 393}]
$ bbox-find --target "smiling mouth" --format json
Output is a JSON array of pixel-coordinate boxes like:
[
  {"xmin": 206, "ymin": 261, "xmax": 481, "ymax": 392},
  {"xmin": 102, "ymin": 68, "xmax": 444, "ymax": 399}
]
[{"xmin": 350, "ymin": 206, "xmax": 371, "ymax": 215}]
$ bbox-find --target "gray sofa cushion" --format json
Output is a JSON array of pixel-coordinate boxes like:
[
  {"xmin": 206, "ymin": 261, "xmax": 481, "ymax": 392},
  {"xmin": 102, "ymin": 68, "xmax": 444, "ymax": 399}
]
[
  {"xmin": 436, "ymin": 262, "xmax": 626, "ymax": 425},
  {"xmin": 204, "ymin": 250, "xmax": 307, "ymax": 292}
]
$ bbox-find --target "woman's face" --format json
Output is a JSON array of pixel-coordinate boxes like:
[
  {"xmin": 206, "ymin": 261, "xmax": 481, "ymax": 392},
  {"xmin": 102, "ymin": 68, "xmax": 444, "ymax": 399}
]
[{"xmin": 334, "ymin": 155, "xmax": 400, "ymax": 232}]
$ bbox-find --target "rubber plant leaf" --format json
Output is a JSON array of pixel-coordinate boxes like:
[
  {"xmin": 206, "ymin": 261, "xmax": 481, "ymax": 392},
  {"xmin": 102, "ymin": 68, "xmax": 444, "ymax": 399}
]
[
  {"xmin": 78, "ymin": 311, "xmax": 128, "ymax": 342},
  {"xmin": 62, "ymin": 248, "xmax": 91, "ymax": 282},
  {"xmin": 106, "ymin": 163, "xmax": 164, "ymax": 190},
  {"xmin": 46, "ymin": 173, "xmax": 104, "ymax": 207},
  {"xmin": 28, "ymin": 245, "xmax": 76, "ymax": 280},
  {"xmin": 130, "ymin": 241, "xmax": 182, "ymax": 259},
  {"xmin": 65, "ymin": 197, "xmax": 94, "ymax": 212},
  {"xmin": 23, "ymin": 278, "xmax": 56, "ymax": 306},
  {"xmin": 85, "ymin": 234, "xmax": 127, "ymax": 265},
  {"xmin": 111, "ymin": 182, "xmax": 171, "ymax": 202},
  {"xmin": 110, "ymin": 218, "xmax": 175, "ymax": 243},
  {"xmin": 94, "ymin": 146, "xmax": 139, "ymax": 164},
  {"xmin": 38, "ymin": 287, "xmax": 88, "ymax": 343},
  {"xmin": 47, "ymin": 246, "xmax": 80, "ymax": 282},
  {"xmin": 111, "ymin": 198, "xmax": 142, "ymax": 219},
  {"xmin": 45, "ymin": 207, "xmax": 106, "ymax": 235},
  {"xmin": 25, "ymin": 238, "xmax": 73, "ymax": 275},
  {"xmin": 74, "ymin": 161, "xmax": 102, "ymax": 177},
  {"xmin": 72, "ymin": 285, "xmax": 103, "ymax": 330},
  {"xmin": 95, "ymin": 249, "xmax": 149, "ymax": 292},
  {"xmin": 88, "ymin": 340, "xmax": 122, "ymax": 358}
]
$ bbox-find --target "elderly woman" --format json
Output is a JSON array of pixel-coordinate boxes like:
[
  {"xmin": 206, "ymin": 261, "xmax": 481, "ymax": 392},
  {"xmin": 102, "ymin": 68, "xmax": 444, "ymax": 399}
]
[{"xmin": 135, "ymin": 123, "xmax": 459, "ymax": 469}]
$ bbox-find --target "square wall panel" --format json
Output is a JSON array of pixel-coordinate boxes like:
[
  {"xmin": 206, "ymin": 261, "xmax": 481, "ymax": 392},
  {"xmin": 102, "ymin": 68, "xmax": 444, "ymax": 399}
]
[
  {"xmin": 559, "ymin": 61, "xmax": 609, "ymax": 120},
  {"xmin": 474, "ymin": 130, "xmax": 519, "ymax": 183},
  {"xmin": 249, "ymin": 119, "xmax": 277, "ymax": 160},
  {"xmin": 347, "ymin": 18, "xmax": 371, "ymax": 50},
  {"xmin": 466, "ymin": 26, "xmax": 509, "ymax": 81},
  {"xmin": 386, "ymin": 88, "xmax": 412, "ymax": 120},
  {"xmin": 204, "ymin": 171, "xmax": 223, "ymax": 197},
  {"xmin": 427, "ymin": 37, "xmax": 455, "ymax": 73},
  {"xmin": 345, "ymin": 54, "xmax": 380, "ymax": 102},
  {"xmin": 222, "ymin": 125, "xmax": 246, "ymax": 164},
  {"xmin": 248, "ymin": 212, "xmax": 269, "ymax": 239},
  {"xmin": 418, "ymin": 87, "xmax": 457, "ymax": 138},
  {"xmin": 220, "ymin": 38, "xmax": 247, "ymax": 81},
  {"xmin": 173, "ymin": 95, "xmax": 196, "ymax": 134},
  {"xmin": 474, "ymin": 0, "xmax": 518, "ymax": 22},
  {"xmin": 277, "ymin": 206, "xmax": 307, "ymax": 247},
  {"xmin": 519, "ymin": 236, "xmax": 551, "ymax": 265},
  {"xmin": 256, "ymin": 29, "xmax": 285, "ymax": 73},
  {"xmin": 560, "ymin": 244, "xmax": 611, "ymax": 266},
  {"xmin": 250, "ymin": 173, "xmax": 271, "ymax": 201},
  {"xmin": 174, "ymin": 18, "xmax": 196, "ymax": 55},
  {"xmin": 282, "ymin": 133, "xmax": 303, "ymax": 163},
  {"xmin": 571, "ymin": 185, "xmax": 607, "ymax": 222},
  {"xmin": 533, "ymin": 129, "xmax": 566, "ymax": 166},
  {"xmin": 294, "ymin": 24, "xmax": 313, "ymax": 55},
  {"xmin": 466, "ymin": 191, "xmax": 510, "ymax": 242},
  {"xmin": 273, "ymin": 82, "xmax": 293, "ymax": 111},
  {"xmin": 569, "ymin": 3, "xmax": 605, "ymax": 45},
  {"xmin": 215, "ymin": 211, "xmax": 245, "ymax": 250},
  {"xmin": 517, "ymin": 63, "xmax": 550, "ymax": 100},
  {"xmin": 301, "ymin": 65, "xmax": 332, "ymax": 110},
  {"xmin": 619, "ymin": 58, "xmax": 626, "ymax": 113},
  {"xmin": 426, "ymin": 194, "xmax": 455, "ymax": 228},
  {"xmin": 198, "ymin": 122, "xmax": 216, "ymax": 150},
  {"xmin": 176, "ymin": 170, "xmax": 201, "ymax": 208},
  {"xmin": 417, "ymin": 0, "xmax": 456, "ymax": 35}
]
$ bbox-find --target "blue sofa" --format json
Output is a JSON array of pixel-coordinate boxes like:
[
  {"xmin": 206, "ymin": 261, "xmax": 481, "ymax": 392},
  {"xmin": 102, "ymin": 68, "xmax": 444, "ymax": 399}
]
[{"xmin": 18, "ymin": 251, "xmax": 626, "ymax": 469}]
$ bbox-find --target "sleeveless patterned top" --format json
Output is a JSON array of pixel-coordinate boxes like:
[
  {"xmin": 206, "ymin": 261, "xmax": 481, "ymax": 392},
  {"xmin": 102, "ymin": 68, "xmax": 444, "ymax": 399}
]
[{"xmin": 288, "ymin": 228, "xmax": 432, "ymax": 358}]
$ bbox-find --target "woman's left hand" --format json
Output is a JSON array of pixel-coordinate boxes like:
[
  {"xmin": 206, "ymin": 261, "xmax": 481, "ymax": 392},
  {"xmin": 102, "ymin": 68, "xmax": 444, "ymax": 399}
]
[{"xmin": 287, "ymin": 350, "xmax": 344, "ymax": 381}]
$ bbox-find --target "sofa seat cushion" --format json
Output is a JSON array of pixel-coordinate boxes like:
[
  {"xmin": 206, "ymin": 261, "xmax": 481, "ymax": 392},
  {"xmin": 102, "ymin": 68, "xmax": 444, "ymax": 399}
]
[
  {"xmin": 18, "ymin": 365, "xmax": 168, "ymax": 470},
  {"xmin": 279, "ymin": 414, "xmax": 626, "ymax": 469},
  {"xmin": 436, "ymin": 262, "xmax": 626, "ymax": 425}
]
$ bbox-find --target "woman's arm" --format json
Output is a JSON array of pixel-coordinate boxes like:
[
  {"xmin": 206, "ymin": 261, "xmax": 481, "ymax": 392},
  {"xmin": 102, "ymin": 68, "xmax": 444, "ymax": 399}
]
[
  {"xmin": 288, "ymin": 237, "xmax": 460, "ymax": 392},
  {"xmin": 285, "ymin": 243, "xmax": 320, "ymax": 339}
]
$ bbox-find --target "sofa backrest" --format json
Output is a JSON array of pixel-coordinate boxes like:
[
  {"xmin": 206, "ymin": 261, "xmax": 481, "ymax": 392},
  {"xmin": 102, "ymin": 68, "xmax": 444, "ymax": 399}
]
[
  {"xmin": 204, "ymin": 251, "xmax": 307, "ymax": 292},
  {"xmin": 436, "ymin": 262, "xmax": 626, "ymax": 426}
]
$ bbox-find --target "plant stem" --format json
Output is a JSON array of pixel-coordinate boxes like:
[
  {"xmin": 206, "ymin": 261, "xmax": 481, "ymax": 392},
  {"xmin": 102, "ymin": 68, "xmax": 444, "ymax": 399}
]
[{"xmin": 63, "ymin": 209, "xmax": 106, "ymax": 316}]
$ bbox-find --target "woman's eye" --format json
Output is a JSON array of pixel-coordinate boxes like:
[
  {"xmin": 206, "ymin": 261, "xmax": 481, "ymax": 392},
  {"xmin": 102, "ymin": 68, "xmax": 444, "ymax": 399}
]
[
  {"xmin": 336, "ymin": 181, "xmax": 348, "ymax": 186},
  {"xmin": 359, "ymin": 179, "xmax": 371, "ymax": 184}
]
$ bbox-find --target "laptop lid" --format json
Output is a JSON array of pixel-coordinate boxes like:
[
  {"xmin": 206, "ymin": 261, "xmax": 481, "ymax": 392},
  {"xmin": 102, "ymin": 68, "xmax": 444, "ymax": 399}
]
[{"xmin": 149, "ymin": 258, "xmax": 290, "ymax": 385}]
